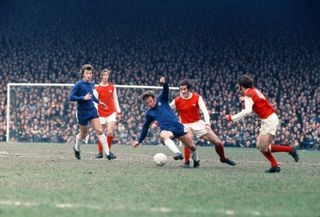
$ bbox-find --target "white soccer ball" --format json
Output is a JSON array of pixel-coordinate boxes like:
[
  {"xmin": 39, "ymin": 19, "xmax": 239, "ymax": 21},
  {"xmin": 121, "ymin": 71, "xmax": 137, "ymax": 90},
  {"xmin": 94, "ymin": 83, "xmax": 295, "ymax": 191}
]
[{"xmin": 153, "ymin": 153, "xmax": 167, "ymax": 167}]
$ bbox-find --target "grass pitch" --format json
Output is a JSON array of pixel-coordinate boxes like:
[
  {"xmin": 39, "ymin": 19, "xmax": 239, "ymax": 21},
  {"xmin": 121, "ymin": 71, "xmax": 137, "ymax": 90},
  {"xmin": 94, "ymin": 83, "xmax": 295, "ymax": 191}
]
[{"xmin": 0, "ymin": 143, "xmax": 319, "ymax": 217}]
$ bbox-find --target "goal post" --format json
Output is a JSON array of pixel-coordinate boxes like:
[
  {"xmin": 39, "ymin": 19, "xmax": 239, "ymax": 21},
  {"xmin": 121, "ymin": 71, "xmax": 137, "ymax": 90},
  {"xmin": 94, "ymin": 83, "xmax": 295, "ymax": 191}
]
[{"xmin": 6, "ymin": 83, "xmax": 179, "ymax": 144}]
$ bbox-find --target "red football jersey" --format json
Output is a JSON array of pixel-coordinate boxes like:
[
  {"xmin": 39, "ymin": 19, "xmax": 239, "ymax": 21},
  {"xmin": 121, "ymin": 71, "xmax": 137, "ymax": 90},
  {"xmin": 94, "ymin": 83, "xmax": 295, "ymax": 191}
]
[
  {"xmin": 174, "ymin": 93, "xmax": 201, "ymax": 124},
  {"xmin": 95, "ymin": 83, "xmax": 117, "ymax": 117},
  {"xmin": 244, "ymin": 88, "xmax": 275, "ymax": 119}
]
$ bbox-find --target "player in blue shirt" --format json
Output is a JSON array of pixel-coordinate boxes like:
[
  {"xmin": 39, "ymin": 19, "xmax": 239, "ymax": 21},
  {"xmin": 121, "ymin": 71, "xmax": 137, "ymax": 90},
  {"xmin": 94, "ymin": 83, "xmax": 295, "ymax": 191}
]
[
  {"xmin": 69, "ymin": 64, "xmax": 112, "ymax": 160},
  {"xmin": 132, "ymin": 77, "xmax": 199, "ymax": 165}
]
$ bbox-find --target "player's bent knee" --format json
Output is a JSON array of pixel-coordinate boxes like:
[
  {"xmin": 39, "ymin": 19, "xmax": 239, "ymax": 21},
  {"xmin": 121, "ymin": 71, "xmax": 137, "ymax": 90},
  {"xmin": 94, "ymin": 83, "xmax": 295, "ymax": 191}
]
[
  {"xmin": 184, "ymin": 140, "xmax": 196, "ymax": 152},
  {"xmin": 214, "ymin": 140, "xmax": 223, "ymax": 147},
  {"xmin": 260, "ymin": 145, "xmax": 269, "ymax": 152},
  {"xmin": 189, "ymin": 145, "xmax": 196, "ymax": 152},
  {"xmin": 106, "ymin": 132, "xmax": 113, "ymax": 137},
  {"xmin": 80, "ymin": 132, "xmax": 88, "ymax": 139},
  {"xmin": 96, "ymin": 130, "xmax": 103, "ymax": 135},
  {"xmin": 256, "ymin": 143, "xmax": 262, "ymax": 151},
  {"xmin": 160, "ymin": 135, "xmax": 169, "ymax": 140},
  {"xmin": 160, "ymin": 131, "xmax": 173, "ymax": 140},
  {"xmin": 256, "ymin": 143, "xmax": 268, "ymax": 152}
]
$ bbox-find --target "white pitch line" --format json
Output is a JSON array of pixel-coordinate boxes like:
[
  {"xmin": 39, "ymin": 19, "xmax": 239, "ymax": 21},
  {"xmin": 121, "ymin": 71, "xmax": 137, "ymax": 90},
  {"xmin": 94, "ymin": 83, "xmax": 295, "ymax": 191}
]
[
  {"xmin": 55, "ymin": 203, "xmax": 102, "ymax": 210},
  {"xmin": 252, "ymin": 211, "xmax": 261, "ymax": 216},
  {"xmin": 0, "ymin": 200, "xmax": 296, "ymax": 216},
  {"xmin": 0, "ymin": 200, "xmax": 226, "ymax": 214},
  {"xmin": 0, "ymin": 200, "xmax": 40, "ymax": 207},
  {"xmin": 150, "ymin": 207, "xmax": 172, "ymax": 213}
]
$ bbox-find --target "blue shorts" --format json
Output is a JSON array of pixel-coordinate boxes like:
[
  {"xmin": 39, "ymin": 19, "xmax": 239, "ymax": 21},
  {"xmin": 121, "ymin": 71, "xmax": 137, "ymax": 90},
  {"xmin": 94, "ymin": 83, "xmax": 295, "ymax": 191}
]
[
  {"xmin": 162, "ymin": 123, "xmax": 187, "ymax": 139},
  {"xmin": 76, "ymin": 109, "xmax": 99, "ymax": 126},
  {"xmin": 172, "ymin": 129, "xmax": 187, "ymax": 138}
]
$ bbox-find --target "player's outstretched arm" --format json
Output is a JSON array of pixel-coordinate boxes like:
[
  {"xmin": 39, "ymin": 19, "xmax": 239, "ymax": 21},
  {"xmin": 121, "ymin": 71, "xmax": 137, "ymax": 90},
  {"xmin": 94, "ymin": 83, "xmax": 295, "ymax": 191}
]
[
  {"xmin": 159, "ymin": 76, "xmax": 165, "ymax": 85},
  {"xmin": 134, "ymin": 114, "xmax": 153, "ymax": 147},
  {"xmin": 225, "ymin": 96, "xmax": 253, "ymax": 122},
  {"xmin": 159, "ymin": 76, "xmax": 169, "ymax": 103}
]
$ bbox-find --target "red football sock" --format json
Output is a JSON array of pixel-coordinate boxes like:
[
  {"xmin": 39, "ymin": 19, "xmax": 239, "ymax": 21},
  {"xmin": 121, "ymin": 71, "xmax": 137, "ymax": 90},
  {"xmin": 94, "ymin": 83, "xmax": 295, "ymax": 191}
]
[
  {"xmin": 107, "ymin": 136, "xmax": 113, "ymax": 149},
  {"xmin": 184, "ymin": 145, "xmax": 190, "ymax": 162},
  {"xmin": 215, "ymin": 145, "xmax": 226, "ymax": 161},
  {"xmin": 270, "ymin": 144, "xmax": 292, "ymax": 153},
  {"xmin": 97, "ymin": 139, "xmax": 103, "ymax": 153},
  {"xmin": 261, "ymin": 151, "xmax": 279, "ymax": 167}
]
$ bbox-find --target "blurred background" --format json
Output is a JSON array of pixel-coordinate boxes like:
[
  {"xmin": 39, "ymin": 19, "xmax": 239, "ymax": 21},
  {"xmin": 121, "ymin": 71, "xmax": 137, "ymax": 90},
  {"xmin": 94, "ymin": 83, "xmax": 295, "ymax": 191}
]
[{"xmin": 0, "ymin": 0, "xmax": 319, "ymax": 149}]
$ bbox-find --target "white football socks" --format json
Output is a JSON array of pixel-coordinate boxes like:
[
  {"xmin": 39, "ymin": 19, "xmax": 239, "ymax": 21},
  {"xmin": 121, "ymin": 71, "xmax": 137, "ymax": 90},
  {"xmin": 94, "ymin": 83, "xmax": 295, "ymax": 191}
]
[
  {"xmin": 191, "ymin": 150, "xmax": 199, "ymax": 161},
  {"xmin": 164, "ymin": 139, "xmax": 181, "ymax": 154},
  {"xmin": 84, "ymin": 134, "xmax": 89, "ymax": 144},
  {"xmin": 75, "ymin": 134, "xmax": 81, "ymax": 151},
  {"xmin": 97, "ymin": 134, "xmax": 110, "ymax": 156}
]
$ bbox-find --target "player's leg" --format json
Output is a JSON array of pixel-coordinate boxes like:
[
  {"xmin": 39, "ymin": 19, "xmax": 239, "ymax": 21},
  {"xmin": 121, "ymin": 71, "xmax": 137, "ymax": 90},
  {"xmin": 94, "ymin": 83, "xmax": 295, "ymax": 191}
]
[
  {"xmin": 265, "ymin": 114, "xmax": 297, "ymax": 157},
  {"xmin": 77, "ymin": 125, "xmax": 89, "ymax": 148},
  {"xmin": 96, "ymin": 123, "xmax": 105, "ymax": 158},
  {"xmin": 183, "ymin": 127, "xmax": 193, "ymax": 167},
  {"xmin": 106, "ymin": 120, "xmax": 117, "ymax": 159},
  {"xmin": 104, "ymin": 113, "xmax": 117, "ymax": 158},
  {"xmin": 159, "ymin": 131, "xmax": 182, "ymax": 159},
  {"xmin": 73, "ymin": 125, "xmax": 88, "ymax": 160},
  {"xmin": 268, "ymin": 140, "xmax": 299, "ymax": 162},
  {"xmin": 91, "ymin": 118, "xmax": 112, "ymax": 160},
  {"xmin": 97, "ymin": 116, "xmax": 106, "ymax": 157},
  {"xmin": 257, "ymin": 114, "xmax": 281, "ymax": 172},
  {"xmin": 201, "ymin": 128, "xmax": 236, "ymax": 166},
  {"xmin": 106, "ymin": 121, "xmax": 116, "ymax": 148},
  {"xmin": 178, "ymin": 134, "xmax": 199, "ymax": 167},
  {"xmin": 259, "ymin": 113, "xmax": 298, "ymax": 172},
  {"xmin": 257, "ymin": 134, "xmax": 281, "ymax": 173},
  {"xmin": 84, "ymin": 134, "xmax": 90, "ymax": 144},
  {"xmin": 73, "ymin": 111, "xmax": 89, "ymax": 160}
]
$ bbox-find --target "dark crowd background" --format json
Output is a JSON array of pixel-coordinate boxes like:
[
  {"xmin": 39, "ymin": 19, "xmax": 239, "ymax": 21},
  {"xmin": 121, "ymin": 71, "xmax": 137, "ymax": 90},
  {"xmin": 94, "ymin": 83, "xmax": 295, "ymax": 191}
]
[{"xmin": 0, "ymin": 0, "xmax": 319, "ymax": 150}]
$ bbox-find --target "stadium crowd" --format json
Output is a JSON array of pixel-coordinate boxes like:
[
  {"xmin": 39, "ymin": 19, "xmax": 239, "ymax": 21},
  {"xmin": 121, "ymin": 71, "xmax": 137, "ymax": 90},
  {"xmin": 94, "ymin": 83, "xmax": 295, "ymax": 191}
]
[{"xmin": 0, "ymin": 0, "xmax": 319, "ymax": 150}]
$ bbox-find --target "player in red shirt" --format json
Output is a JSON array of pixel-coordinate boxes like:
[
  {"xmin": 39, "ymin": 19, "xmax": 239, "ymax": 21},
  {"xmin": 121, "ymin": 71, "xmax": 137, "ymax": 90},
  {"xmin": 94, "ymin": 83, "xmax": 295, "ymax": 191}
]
[
  {"xmin": 170, "ymin": 79, "xmax": 236, "ymax": 168},
  {"xmin": 225, "ymin": 74, "xmax": 299, "ymax": 173},
  {"xmin": 94, "ymin": 68, "xmax": 121, "ymax": 159}
]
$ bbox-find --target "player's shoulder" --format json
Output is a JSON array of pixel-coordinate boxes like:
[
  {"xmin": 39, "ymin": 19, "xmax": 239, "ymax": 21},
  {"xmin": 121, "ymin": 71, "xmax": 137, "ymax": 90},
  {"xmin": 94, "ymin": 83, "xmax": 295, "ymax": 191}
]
[
  {"xmin": 109, "ymin": 83, "xmax": 116, "ymax": 90},
  {"xmin": 97, "ymin": 82, "xmax": 113, "ymax": 88},
  {"xmin": 145, "ymin": 109, "xmax": 154, "ymax": 117},
  {"xmin": 192, "ymin": 92, "xmax": 200, "ymax": 99},
  {"xmin": 73, "ymin": 80, "xmax": 86, "ymax": 89},
  {"xmin": 75, "ymin": 80, "xmax": 84, "ymax": 85},
  {"xmin": 96, "ymin": 83, "xmax": 104, "ymax": 88},
  {"xmin": 174, "ymin": 95, "xmax": 183, "ymax": 101},
  {"xmin": 244, "ymin": 88, "xmax": 256, "ymax": 97}
]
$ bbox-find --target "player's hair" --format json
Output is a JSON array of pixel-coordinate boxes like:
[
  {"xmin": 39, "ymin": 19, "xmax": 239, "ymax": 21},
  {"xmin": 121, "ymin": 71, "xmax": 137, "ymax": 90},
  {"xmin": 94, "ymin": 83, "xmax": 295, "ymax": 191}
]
[
  {"xmin": 238, "ymin": 74, "xmax": 254, "ymax": 88},
  {"xmin": 178, "ymin": 79, "xmax": 192, "ymax": 91},
  {"xmin": 80, "ymin": 64, "xmax": 94, "ymax": 77},
  {"xmin": 141, "ymin": 91, "xmax": 156, "ymax": 101},
  {"xmin": 100, "ymin": 68, "xmax": 111, "ymax": 81}
]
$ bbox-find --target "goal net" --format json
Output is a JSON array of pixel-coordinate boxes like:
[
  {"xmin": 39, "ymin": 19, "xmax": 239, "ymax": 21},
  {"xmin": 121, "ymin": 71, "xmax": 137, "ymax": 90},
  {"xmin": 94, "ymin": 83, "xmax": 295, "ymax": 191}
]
[{"xmin": 6, "ymin": 83, "xmax": 179, "ymax": 145}]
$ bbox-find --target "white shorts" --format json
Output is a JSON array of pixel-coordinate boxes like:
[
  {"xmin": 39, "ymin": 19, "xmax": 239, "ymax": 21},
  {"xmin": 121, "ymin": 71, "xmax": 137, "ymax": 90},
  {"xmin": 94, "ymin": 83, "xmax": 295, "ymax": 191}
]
[
  {"xmin": 260, "ymin": 113, "xmax": 279, "ymax": 136},
  {"xmin": 183, "ymin": 120, "xmax": 208, "ymax": 138},
  {"xmin": 99, "ymin": 112, "xmax": 117, "ymax": 125}
]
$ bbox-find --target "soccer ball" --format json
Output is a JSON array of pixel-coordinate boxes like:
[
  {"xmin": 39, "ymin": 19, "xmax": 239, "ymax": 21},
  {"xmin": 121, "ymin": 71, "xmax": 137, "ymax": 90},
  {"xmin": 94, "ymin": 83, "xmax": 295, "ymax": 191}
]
[{"xmin": 153, "ymin": 153, "xmax": 167, "ymax": 167}]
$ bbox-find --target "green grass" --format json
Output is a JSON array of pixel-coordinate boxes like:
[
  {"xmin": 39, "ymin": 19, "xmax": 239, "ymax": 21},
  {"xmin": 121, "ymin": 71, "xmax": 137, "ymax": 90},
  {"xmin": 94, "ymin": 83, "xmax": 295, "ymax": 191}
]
[{"xmin": 0, "ymin": 143, "xmax": 319, "ymax": 217}]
